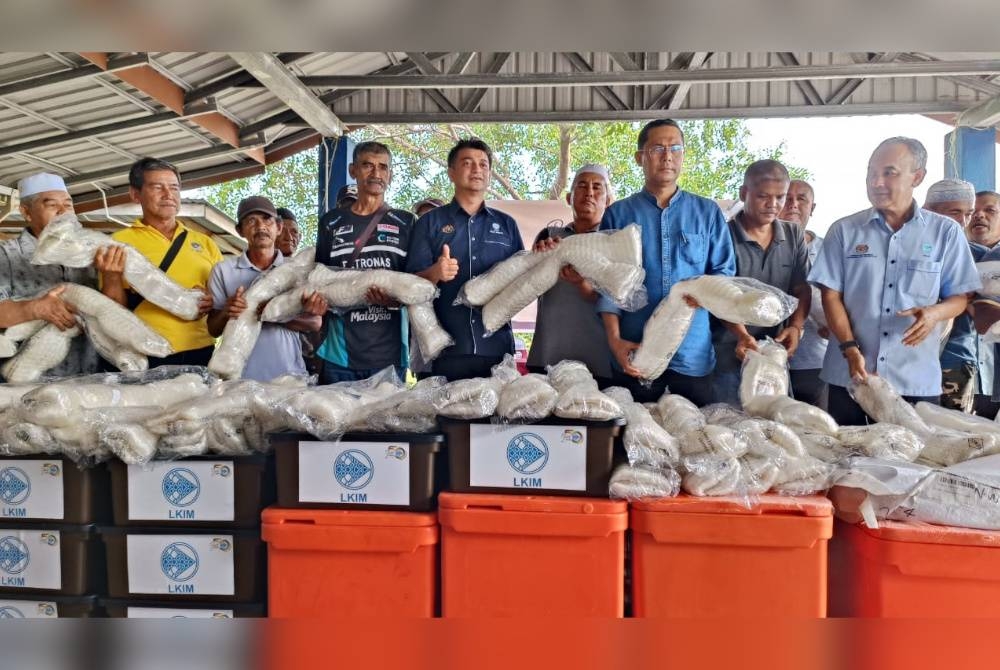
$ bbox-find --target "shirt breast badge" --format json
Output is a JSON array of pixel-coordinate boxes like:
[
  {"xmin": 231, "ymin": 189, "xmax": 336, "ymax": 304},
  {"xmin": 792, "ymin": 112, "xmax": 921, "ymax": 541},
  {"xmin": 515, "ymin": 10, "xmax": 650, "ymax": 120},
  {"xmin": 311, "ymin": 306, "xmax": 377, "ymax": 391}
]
[
  {"xmin": 441, "ymin": 224, "xmax": 455, "ymax": 233},
  {"xmin": 190, "ymin": 242, "xmax": 203, "ymax": 252}
]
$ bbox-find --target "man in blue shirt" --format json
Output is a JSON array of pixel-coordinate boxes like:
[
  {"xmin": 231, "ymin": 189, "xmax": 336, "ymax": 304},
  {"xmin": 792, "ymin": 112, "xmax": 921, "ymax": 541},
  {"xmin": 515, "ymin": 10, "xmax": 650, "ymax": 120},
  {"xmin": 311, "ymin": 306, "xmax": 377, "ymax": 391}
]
[
  {"xmin": 598, "ymin": 119, "xmax": 736, "ymax": 404},
  {"xmin": 406, "ymin": 138, "xmax": 524, "ymax": 381},
  {"xmin": 809, "ymin": 138, "xmax": 981, "ymax": 425}
]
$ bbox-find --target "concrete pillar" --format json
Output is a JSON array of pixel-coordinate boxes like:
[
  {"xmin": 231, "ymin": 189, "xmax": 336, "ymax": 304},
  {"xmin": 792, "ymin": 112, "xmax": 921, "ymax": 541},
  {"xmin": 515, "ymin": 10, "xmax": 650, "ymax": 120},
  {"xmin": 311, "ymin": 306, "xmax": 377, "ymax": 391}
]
[
  {"xmin": 944, "ymin": 126, "xmax": 996, "ymax": 192},
  {"xmin": 318, "ymin": 135, "xmax": 355, "ymax": 218}
]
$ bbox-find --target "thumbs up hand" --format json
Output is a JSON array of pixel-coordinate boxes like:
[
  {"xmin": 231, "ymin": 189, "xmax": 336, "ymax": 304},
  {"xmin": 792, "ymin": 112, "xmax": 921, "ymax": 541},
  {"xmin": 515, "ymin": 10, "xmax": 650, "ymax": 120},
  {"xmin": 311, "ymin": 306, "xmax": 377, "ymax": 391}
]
[{"xmin": 434, "ymin": 243, "xmax": 459, "ymax": 283}]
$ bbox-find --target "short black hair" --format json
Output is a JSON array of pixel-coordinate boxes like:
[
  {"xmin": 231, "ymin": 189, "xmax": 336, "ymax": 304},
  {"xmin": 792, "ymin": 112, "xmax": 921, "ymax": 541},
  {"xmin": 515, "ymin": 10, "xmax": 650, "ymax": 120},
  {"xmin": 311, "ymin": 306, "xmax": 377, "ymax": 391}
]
[
  {"xmin": 743, "ymin": 159, "xmax": 790, "ymax": 187},
  {"xmin": 128, "ymin": 157, "xmax": 181, "ymax": 190},
  {"xmin": 447, "ymin": 138, "xmax": 493, "ymax": 168},
  {"xmin": 976, "ymin": 190, "xmax": 1000, "ymax": 200},
  {"xmin": 637, "ymin": 119, "xmax": 684, "ymax": 151},
  {"xmin": 353, "ymin": 141, "xmax": 391, "ymax": 163},
  {"xmin": 275, "ymin": 207, "xmax": 296, "ymax": 221}
]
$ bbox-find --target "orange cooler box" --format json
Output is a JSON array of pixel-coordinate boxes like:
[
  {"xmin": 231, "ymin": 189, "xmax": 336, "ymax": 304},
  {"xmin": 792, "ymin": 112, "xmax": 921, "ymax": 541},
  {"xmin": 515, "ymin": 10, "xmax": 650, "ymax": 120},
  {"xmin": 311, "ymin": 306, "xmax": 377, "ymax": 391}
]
[
  {"xmin": 438, "ymin": 492, "xmax": 627, "ymax": 617},
  {"xmin": 631, "ymin": 495, "xmax": 833, "ymax": 617},
  {"xmin": 261, "ymin": 507, "xmax": 438, "ymax": 617},
  {"xmin": 829, "ymin": 519, "xmax": 1000, "ymax": 617}
]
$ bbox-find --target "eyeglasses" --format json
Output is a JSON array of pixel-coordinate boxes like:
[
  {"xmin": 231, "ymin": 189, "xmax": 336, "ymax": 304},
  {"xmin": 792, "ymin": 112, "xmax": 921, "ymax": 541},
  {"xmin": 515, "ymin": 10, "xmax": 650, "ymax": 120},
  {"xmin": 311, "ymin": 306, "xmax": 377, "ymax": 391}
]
[{"xmin": 644, "ymin": 144, "xmax": 684, "ymax": 157}]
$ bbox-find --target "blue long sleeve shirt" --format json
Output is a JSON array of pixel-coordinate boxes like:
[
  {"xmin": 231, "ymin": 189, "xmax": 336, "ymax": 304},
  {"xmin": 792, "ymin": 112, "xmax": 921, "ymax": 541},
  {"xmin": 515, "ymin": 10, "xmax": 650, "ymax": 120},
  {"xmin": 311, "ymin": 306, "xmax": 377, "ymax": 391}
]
[{"xmin": 597, "ymin": 188, "xmax": 736, "ymax": 377}]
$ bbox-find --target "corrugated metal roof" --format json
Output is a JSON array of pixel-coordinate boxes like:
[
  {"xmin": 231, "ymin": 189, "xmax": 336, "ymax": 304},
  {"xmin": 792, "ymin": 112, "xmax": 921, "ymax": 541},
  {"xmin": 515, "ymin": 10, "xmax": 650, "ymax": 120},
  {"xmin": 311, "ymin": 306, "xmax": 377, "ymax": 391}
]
[{"xmin": 0, "ymin": 51, "xmax": 995, "ymax": 213}]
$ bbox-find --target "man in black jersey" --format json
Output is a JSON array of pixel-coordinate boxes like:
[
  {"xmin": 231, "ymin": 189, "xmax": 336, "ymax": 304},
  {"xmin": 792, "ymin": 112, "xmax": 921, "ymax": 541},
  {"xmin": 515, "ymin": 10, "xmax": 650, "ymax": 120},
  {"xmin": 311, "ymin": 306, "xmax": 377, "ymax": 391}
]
[{"xmin": 315, "ymin": 141, "xmax": 416, "ymax": 383}]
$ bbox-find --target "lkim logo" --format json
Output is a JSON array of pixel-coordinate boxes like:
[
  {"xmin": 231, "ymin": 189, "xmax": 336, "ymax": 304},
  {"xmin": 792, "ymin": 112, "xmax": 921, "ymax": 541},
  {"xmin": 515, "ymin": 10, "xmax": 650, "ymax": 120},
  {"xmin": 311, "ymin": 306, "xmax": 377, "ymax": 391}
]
[
  {"xmin": 162, "ymin": 468, "xmax": 201, "ymax": 508},
  {"xmin": 0, "ymin": 606, "xmax": 24, "ymax": 618},
  {"xmin": 0, "ymin": 537, "xmax": 30, "ymax": 575},
  {"xmin": 0, "ymin": 467, "xmax": 31, "ymax": 506},
  {"xmin": 334, "ymin": 450, "xmax": 374, "ymax": 490},
  {"xmin": 506, "ymin": 433, "xmax": 549, "ymax": 475},
  {"xmin": 160, "ymin": 542, "xmax": 200, "ymax": 582}
]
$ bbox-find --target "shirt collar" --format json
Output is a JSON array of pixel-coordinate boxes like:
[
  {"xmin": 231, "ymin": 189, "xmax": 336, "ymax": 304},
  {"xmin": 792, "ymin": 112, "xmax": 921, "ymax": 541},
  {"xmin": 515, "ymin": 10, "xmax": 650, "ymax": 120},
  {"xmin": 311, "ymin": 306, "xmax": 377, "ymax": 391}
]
[
  {"xmin": 447, "ymin": 198, "xmax": 496, "ymax": 219},
  {"xmin": 732, "ymin": 213, "xmax": 787, "ymax": 244},
  {"xmin": 866, "ymin": 200, "xmax": 926, "ymax": 229},
  {"xmin": 17, "ymin": 228, "xmax": 37, "ymax": 249},
  {"xmin": 238, "ymin": 249, "xmax": 284, "ymax": 271},
  {"xmin": 639, "ymin": 187, "xmax": 684, "ymax": 208},
  {"xmin": 132, "ymin": 217, "xmax": 190, "ymax": 239}
]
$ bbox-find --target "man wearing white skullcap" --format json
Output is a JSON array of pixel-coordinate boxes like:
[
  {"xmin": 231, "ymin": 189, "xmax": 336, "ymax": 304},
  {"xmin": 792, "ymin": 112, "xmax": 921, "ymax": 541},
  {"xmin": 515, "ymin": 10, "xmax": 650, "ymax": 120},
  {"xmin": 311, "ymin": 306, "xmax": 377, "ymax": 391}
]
[
  {"xmin": 0, "ymin": 172, "xmax": 98, "ymax": 378},
  {"xmin": 527, "ymin": 164, "xmax": 615, "ymax": 384},
  {"xmin": 931, "ymin": 178, "xmax": 999, "ymax": 417}
]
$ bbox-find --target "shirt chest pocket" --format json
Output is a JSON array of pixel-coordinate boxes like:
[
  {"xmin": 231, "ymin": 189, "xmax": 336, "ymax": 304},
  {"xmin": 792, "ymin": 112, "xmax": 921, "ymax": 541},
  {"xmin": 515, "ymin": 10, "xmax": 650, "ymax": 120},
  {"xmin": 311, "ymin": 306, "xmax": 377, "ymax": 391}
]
[
  {"xmin": 678, "ymin": 233, "xmax": 706, "ymax": 267},
  {"xmin": 901, "ymin": 259, "xmax": 942, "ymax": 302}
]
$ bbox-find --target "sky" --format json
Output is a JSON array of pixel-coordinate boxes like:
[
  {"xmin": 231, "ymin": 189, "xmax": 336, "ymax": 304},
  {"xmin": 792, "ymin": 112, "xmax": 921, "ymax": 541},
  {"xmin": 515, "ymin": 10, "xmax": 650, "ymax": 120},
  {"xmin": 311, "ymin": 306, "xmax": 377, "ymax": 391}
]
[{"xmin": 744, "ymin": 114, "xmax": 1000, "ymax": 238}]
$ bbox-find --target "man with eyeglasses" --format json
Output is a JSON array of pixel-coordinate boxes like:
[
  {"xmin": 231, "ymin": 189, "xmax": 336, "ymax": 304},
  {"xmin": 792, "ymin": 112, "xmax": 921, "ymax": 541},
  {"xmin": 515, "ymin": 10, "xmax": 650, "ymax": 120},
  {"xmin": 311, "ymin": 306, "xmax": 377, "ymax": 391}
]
[
  {"xmin": 206, "ymin": 196, "xmax": 324, "ymax": 382},
  {"xmin": 597, "ymin": 119, "xmax": 736, "ymax": 404}
]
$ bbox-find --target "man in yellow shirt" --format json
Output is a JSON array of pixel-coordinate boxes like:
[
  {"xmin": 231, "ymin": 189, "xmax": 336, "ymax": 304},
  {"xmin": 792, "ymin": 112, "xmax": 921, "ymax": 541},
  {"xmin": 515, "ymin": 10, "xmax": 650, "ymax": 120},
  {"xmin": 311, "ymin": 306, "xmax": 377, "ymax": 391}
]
[{"xmin": 97, "ymin": 157, "xmax": 219, "ymax": 367}]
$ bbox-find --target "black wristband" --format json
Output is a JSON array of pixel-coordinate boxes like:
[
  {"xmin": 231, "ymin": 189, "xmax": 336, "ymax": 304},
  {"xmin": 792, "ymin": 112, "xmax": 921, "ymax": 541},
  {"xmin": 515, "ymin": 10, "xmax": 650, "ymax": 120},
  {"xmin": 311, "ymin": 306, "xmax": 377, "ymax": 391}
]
[{"xmin": 838, "ymin": 340, "xmax": 860, "ymax": 355}]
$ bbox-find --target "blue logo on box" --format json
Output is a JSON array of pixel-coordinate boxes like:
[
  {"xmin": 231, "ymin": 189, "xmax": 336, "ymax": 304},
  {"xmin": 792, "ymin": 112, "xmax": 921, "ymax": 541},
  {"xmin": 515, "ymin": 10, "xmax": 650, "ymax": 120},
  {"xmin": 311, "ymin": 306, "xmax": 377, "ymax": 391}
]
[
  {"xmin": 334, "ymin": 450, "xmax": 374, "ymax": 490},
  {"xmin": 507, "ymin": 433, "xmax": 549, "ymax": 475},
  {"xmin": 0, "ymin": 468, "xmax": 30, "ymax": 506},
  {"xmin": 160, "ymin": 542, "xmax": 199, "ymax": 582},
  {"xmin": 0, "ymin": 606, "xmax": 24, "ymax": 618},
  {"xmin": 0, "ymin": 537, "xmax": 30, "ymax": 574},
  {"xmin": 162, "ymin": 468, "xmax": 201, "ymax": 507}
]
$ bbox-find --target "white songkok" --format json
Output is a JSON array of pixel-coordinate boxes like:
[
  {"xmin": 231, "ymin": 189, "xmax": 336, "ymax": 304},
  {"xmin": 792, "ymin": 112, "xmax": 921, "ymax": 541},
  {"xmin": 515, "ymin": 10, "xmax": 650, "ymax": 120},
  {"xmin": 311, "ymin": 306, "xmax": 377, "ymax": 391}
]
[
  {"xmin": 17, "ymin": 172, "xmax": 68, "ymax": 198},
  {"xmin": 571, "ymin": 163, "xmax": 613, "ymax": 196},
  {"xmin": 925, "ymin": 178, "xmax": 975, "ymax": 206}
]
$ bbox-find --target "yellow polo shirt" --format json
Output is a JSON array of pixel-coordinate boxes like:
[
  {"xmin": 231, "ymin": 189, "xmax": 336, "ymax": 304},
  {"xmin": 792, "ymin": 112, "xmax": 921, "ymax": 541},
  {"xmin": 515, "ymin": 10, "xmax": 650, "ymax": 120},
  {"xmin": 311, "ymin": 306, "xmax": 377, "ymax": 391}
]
[{"xmin": 110, "ymin": 219, "xmax": 223, "ymax": 353}]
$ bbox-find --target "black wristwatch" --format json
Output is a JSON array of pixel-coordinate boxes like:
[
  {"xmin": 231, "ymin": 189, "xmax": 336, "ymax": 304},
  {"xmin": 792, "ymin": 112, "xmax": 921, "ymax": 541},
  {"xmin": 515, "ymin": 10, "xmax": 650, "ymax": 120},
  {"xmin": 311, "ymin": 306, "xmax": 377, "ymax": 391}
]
[{"xmin": 838, "ymin": 340, "xmax": 860, "ymax": 356}]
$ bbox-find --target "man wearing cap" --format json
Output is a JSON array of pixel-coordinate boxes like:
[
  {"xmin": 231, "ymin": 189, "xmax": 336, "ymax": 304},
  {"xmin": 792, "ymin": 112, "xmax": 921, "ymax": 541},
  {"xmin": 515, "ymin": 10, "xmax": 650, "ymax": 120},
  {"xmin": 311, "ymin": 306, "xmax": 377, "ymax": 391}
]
[
  {"xmin": 315, "ymin": 141, "xmax": 416, "ymax": 383},
  {"xmin": 780, "ymin": 179, "xmax": 828, "ymax": 407},
  {"xmin": 597, "ymin": 119, "xmax": 736, "ymax": 404},
  {"xmin": 275, "ymin": 207, "xmax": 301, "ymax": 257},
  {"xmin": 0, "ymin": 172, "xmax": 98, "ymax": 377},
  {"xmin": 406, "ymin": 137, "xmax": 525, "ymax": 381},
  {"xmin": 413, "ymin": 197, "xmax": 446, "ymax": 218},
  {"xmin": 99, "ymin": 157, "xmax": 221, "ymax": 367},
  {"xmin": 924, "ymin": 179, "xmax": 994, "ymax": 415},
  {"xmin": 709, "ymin": 160, "xmax": 811, "ymax": 407},
  {"xmin": 207, "ymin": 197, "xmax": 323, "ymax": 382},
  {"xmin": 336, "ymin": 184, "xmax": 358, "ymax": 210},
  {"xmin": 527, "ymin": 164, "xmax": 614, "ymax": 385},
  {"xmin": 809, "ymin": 138, "xmax": 981, "ymax": 425}
]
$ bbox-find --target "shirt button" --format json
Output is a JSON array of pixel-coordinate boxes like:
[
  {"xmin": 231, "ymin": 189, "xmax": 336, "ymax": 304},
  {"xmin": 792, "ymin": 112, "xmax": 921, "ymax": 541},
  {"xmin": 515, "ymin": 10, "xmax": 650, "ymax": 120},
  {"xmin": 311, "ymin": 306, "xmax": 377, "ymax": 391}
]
[
  {"xmin": 471, "ymin": 237, "xmax": 476, "ymax": 241},
  {"xmin": 890, "ymin": 260, "xmax": 896, "ymax": 264},
  {"xmin": 472, "ymin": 256, "xmax": 477, "ymax": 260},
  {"xmin": 885, "ymin": 308, "xmax": 891, "ymax": 313},
  {"xmin": 879, "ymin": 357, "xmax": 885, "ymax": 362},
  {"xmin": 888, "ymin": 284, "xmax": 893, "ymax": 288},
  {"xmin": 883, "ymin": 332, "xmax": 889, "ymax": 337}
]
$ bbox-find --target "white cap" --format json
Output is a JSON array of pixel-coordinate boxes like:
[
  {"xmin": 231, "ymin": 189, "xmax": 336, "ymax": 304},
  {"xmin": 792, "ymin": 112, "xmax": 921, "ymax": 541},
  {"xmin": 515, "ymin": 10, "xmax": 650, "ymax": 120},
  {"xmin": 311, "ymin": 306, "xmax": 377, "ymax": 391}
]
[
  {"xmin": 17, "ymin": 172, "xmax": 68, "ymax": 199},
  {"xmin": 925, "ymin": 178, "xmax": 975, "ymax": 206},
  {"xmin": 570, "ymin": 163, "xmax": 613, "ymax": 196}
]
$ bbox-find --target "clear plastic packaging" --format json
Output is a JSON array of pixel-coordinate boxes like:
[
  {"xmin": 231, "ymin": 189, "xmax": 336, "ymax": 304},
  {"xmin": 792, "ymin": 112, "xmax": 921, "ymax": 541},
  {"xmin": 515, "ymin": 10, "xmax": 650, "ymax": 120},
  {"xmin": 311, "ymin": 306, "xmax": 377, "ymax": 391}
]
[
  {"xmin": 772, "ymin": 455, "xmax": 836, "ymax": 495},
  {"xmin": 655, "ymin": 393, "xmax": 706, "ymax": 436},
  {"xmin": 915, "ymin": 401, "xmax": 1000, "ymax": 436},
  {"xmin": 848, "ymin": 376, "xmax": 935, "ymax": 437},
  {"xmin": 482, "ymin": 255, "xmax": 563, "ymax": 335},
  {"xmin": 976, "ymin": 260, "xmax": 1000, "ymax": 297},
  {"xmin": 207, "ymin": 310, "xmax": 262, "ymax": 380},
  {"xmin": 798, "ymin": 430, "xmax": 852, "ymax": 463},
  {"xmin": 356, "ymin": 376, "xmax": 445, "ymax": 433},
  {"xmin": 83, "ymin": 318, "xmax": 147, "ymax": 372},
  {"xmin": 0, "ymin": 334, "xmax": 15, "ymax": 359},
  {"xmin": 605, "ymin": 386, "xmax": 680, "ymax": 467},
  {"xmin": 681, "ymin": 456, "xmax": 743, "ymax": 497},
  {"xmin": 743, "ymin": 394, "xmax": 839, "ymax": 436},
  {"xmin": 59, "ymin": 283, "xmax": 172, "ymax": 358},
  {"xmin": 407, "ymin": 301, "xmax": 454, "ymax": 362},
  {"xmin": 678, "ymin": 424, "xmax": 748, "ymax": 459},
  {"xmin": 458, "ymin": 249, "xmax": 551, "ymax": 307},
  {"xmin": 738, "ymin": 453, "xmax": 781, "ymax": 495},
  {"xmin": 609, "ymin": 463, "xmax": 681, "ymax": 500},
  {"xmin": 432, "ymin": 377, "xmax": 501, "ymax": 419},
  {"xmin": 547, "ymin": 360, "xmax": 598, "ymax": 393},
  {"xmin": 31, "ymin": 212, "xmax": 205, "ymax": 320},
  {"xmin": 677, "ymin": 275, "xmax": 799, "ymax": 327},
  {"xmin": 838, "ymin": 423, "xmax": 924, "ymax": 462},
  {"xmin": 918, "ymin": 431, "xmax": 1000, "ymax": 467},
  {"xmin": 3, "ymin": 319, "xmax": 45, "ymax": 342},
  {"xmin": 497, "ymin": 373, "xmax": 558, "ymax": 421},
  {"xmin": 553, "ymin": 385, "xmax": 623, "ymax": 421},
  {"xmin": 738, "ymin": 338, "xmax": 790, "ymax": 408},
  {"xmin": 306, "ymin": 265, "xmax": 438, "ymax": 308},
  {"xmin": 630, "ymin": 291, "xmax": 696, "ymax": 380},
  {"xmin": 1, "ymin": 323, "xmax": 80, "ymax": 383}
]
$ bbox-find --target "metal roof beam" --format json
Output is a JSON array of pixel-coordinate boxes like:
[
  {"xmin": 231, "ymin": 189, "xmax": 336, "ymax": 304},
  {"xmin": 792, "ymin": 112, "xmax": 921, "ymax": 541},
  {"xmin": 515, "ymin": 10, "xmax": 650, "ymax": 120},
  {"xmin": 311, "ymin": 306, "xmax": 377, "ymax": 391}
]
[
  {"xmin": 561, "ymin": 53, "xmax": 628, "ymax": 111},
  {"xmin": 448, "ymin": 53, "xmax": 477, "ymax": 75},
  {"xmin": 0, "ymin": 53, "xmax": 149, "ymax": 99},
  {"xmin": 238, "ymin": 52, "xmax": 452, "ymax": 138},
  {"xmin": 403, "ymin": 53, "xmax": 461, "ymax": 113},
  {"xmin": 459, "ymin": 52, "xmax": 511, "ymax": 114},
  {"xmin": 329, "ymin": 100, "xmax": 967, "ymax": 124},
  {"xmin": 644, "ymin": 52, "xmax": 712, "ymax": 110},
  {"xmin": 825, "ymin": 52, "xmax": 899, "ymax": 105},
  {"xmin": 775, "ymin": 53, "xmax": 824, "ymax": 105},
  {"xmin": 301, "ymin": 58, "xmax": 1000, "ymax": 90},
  {"xmin": 665, "ymin": 52, "xmax": 712, "ymax": 110},
  {"xmin": 227, "ymin": 52, "xmax": 345, "ymax": 137},
  {"xmin": 78, "ymin": 52, "xmax": 265, "ymax": 164},
  {"xmin": 957, "ymin": 95, "xmax": 1000, "ymax": 128},
  {"xmin": 185, "ymin": 53, "xmax": 309, "ymax": 104}
]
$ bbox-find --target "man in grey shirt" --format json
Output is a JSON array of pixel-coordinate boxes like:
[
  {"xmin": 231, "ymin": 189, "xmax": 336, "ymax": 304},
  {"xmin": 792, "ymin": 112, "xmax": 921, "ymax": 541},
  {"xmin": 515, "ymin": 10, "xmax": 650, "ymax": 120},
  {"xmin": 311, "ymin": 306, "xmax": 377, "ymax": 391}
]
[
  {"xmin": 0, "ymin": 172, "xmax": 98, "ymax": 378},
  {"xmin": 207, "ymin": 196, "xmax": 324, "ymax": 382},
  {"xmin": 711, "ymin": 160, "xmax": 811, "ymax": 406},
  {"xmin": 527, "ymin": 164, "xmax": 614, "ymax": 385}
]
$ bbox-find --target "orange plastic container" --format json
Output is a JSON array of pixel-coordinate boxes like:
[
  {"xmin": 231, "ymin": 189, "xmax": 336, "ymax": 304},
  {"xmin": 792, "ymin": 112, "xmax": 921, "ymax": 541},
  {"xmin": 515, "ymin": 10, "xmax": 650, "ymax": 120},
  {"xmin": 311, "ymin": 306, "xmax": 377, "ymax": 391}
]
[
  {"xmin": 261, "ymin": 507, "xmax": 438, "ymax": 617},
  {"xmin": 438, "ymin": 492, "xmax": 627, "ymax": 617},
  {"xmin": 630, "ymin": 494, "xmax": 833, "ymax": 617},
  {"xmin": 829, "ymin": 518, "xmax": 1000, "ymax": 617}
]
